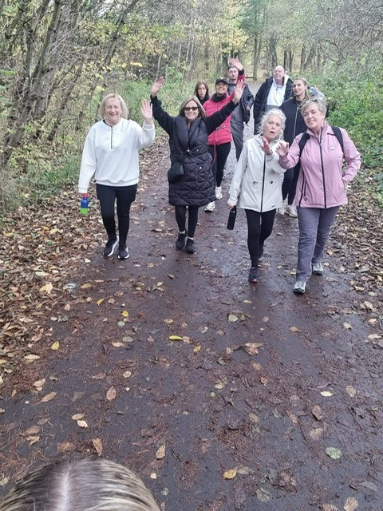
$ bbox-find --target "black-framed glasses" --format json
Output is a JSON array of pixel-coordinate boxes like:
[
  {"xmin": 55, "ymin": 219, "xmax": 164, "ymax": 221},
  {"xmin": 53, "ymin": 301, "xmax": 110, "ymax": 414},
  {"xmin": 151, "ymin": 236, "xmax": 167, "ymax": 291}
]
[{"xmin": 184, "ymin": 106, "xmax": 198, "ymax": 112}]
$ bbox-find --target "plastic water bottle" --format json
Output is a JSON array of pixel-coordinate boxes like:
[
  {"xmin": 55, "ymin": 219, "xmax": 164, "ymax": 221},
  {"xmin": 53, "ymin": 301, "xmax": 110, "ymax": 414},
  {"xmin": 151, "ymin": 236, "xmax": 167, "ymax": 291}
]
[{"xmin": 80, "ymin": 193, "xmax": 88, "ymax": 215}]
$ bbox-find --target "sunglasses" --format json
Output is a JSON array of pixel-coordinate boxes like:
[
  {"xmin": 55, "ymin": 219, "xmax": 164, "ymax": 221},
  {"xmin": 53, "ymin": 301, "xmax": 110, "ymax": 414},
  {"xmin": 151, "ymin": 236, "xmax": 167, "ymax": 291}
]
[{"xmin": 184, "ymin": 106, "xmax": 198, "ymax": 112}]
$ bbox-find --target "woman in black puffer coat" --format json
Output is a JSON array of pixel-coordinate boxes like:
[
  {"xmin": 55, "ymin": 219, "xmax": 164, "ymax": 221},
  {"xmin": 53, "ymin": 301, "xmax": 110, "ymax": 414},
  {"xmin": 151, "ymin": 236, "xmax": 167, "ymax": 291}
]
[{"xmin": 150, "ymin": 77, "xmax": 242, "ymax": 254}]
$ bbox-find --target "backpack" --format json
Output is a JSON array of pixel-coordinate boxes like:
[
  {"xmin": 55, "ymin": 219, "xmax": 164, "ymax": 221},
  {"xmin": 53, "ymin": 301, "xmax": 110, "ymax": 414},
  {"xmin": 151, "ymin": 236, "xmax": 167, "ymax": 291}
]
[{"xmin": 298, "ymin": 126, "xmax": 344, "ymax": 157}]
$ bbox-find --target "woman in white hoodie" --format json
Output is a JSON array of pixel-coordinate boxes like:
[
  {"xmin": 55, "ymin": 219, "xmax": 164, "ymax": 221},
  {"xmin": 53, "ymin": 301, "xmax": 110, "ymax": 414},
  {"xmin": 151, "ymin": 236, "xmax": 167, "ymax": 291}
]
[
  {"xmin": 78, "ymin": 94, "xmax": 155, "ymax": 259},
  {"xmin": 227, "ymin": 109, "xmax": 286, "ymax": 283}
]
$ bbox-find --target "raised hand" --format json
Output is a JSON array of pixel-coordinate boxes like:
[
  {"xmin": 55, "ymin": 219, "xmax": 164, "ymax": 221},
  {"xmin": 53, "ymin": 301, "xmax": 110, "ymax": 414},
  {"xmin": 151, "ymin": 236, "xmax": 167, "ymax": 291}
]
[
  {"xmin": 151, "ymin": 77, "xmax": 165, "ymax": 97},
  {"xmin": 276, "ymin": 141, "xmax": 289, "ymax": 156},
  {"xmin": 229, "ymin": 57, "xmax": 243, "ymax": 71},
  {"xmin": 260, "ymin": 136, "xmax": 272, "ymax": 156},
  {"xmin": 141, "ymin": 99, "xmax": 153, "ymax": 124},
  {"xmin": 233, "ymin": 82, "xmax": 244, "ymax": 103}
]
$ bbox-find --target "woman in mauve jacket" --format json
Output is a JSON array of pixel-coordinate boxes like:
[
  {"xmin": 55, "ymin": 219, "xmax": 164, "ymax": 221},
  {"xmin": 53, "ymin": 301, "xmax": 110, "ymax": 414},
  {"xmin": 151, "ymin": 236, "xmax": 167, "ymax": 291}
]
[
  {"xmin": 203, "ymin": 58, "xmax": 245, "ymax": 212},
  {"xmin": 277, "ymin": 98, "xmax": 361, "ymax": 294},
  {"xmin": 150, "ymin": 77, "xmax": 242, "ymax": 255}
]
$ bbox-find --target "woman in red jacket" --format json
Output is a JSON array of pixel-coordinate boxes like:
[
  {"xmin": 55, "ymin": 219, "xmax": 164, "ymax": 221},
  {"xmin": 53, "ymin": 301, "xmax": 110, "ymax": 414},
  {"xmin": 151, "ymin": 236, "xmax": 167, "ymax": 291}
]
[{"xmin": 203, "ymin": 59, "xmax": 245, "ymax": 212}]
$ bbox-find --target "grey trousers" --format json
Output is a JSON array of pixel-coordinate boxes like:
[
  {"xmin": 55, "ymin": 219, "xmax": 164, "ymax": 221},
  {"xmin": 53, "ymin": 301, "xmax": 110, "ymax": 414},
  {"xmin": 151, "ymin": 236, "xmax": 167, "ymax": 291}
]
[{"xmin": 296, "ymin": 206, "xmax": 339, "ymax": 282}]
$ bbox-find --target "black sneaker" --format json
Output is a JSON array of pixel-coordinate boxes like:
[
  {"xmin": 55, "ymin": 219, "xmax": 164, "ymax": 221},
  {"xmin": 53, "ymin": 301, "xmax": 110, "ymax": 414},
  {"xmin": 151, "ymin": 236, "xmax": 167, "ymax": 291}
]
[
  {"xmin": 175, "ymin": 230, "xmax": 187, "ymax": 250},
  {"xmin": 248, "ymin": 266, "xmax": 259, "ymax": 283},
  {"xmin": 118, "ymin": 246, "xmax": 129, "ymax": 259},
  {"xmin": 104, "ymin": 237, "xmax": 119, "ymax": 257},
  {"xmin": 185, "ymin": 238, "xmax": 195, "ymax": 254}
]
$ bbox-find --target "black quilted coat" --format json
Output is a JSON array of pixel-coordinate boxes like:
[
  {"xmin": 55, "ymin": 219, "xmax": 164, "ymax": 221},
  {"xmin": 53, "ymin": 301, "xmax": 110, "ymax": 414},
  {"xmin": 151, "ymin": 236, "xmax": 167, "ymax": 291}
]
[{"xmin": 151, "ymin": 95, "xmax": 237, "ymax": 207}]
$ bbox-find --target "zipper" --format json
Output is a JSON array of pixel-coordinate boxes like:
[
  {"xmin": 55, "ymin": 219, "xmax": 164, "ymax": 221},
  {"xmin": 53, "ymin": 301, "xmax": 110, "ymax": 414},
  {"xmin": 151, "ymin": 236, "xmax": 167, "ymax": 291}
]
[
  {"xmin": 260, "ymin": 154, "xmax": 266, "ymax": 211},
  {"xmin": 111, "ymin": 126, "xmax": 113, "ymax": 150},
  {"xmin": 293, "ymin": 106, "xmax": 298, "ymax": 137},
  {"xmin": 318, "ymin": 131, "xmax": 326, "ymax": 207}
]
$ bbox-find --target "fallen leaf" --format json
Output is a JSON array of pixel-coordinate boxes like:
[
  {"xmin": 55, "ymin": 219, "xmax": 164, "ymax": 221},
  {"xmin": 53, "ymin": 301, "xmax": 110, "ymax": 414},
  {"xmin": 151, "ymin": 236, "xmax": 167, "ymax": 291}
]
[
  {"xmin": 312, "ymin": 405, "xmax": 324, "ymax": 420},
  {"xmin": 344, "ymin": 496, "xmax": 358, "ymax": 511},
  {"xmin": 309, "ymin": 427, "xmax": 324, "ymax": 440},
  {"xmin": 343, "ymin": 322, "xmax": 353, "ymax": 330},
  {"xmin": 27, "ymin": 435, "xmax": 40, "ymax": 445},
  {"xmin": 256, "ymin": 488, "xmax": 272, "ymax": 502},
  {"xmin": 321, "ymin": 391, "xmax": 333, "ymax": 397},
  {"xmin": 346, "ymin": 386, "xmax": 356, "ymax": 398},
  {"xmin": 51, "ymin": 341, "xmax": 60, "ymax": 350},
  {"xmin": 243, "ymin": 343, "xmax": 263, "ymax": 355},
  {"xmin": 156, "ymin": 444, "xmax": 166, "ymax": 459},
  {"xmin": 77, "ymin": 420, "xmax": 88, "ymax": 428},
  {"xmin": 40, "ymin": 282, "xmax": 53, "ymax": 294},
  {"xmin": 92, "ymin": 437, "xmax": 103, "ymax": 456},
  {"xmin": 322, "ymin": 505, "xmax": 340, "ymax": 511},
  {"xmin": 122, "ymin": 310, "xmax": 129, "ymax": 318},
  {"xmin": 193, "ymin": 345, "xmax": 201, "ymax": 353},
  {"xmin": 290, "ymin": 326, "xmax": 300, "ymax": 332},
  {"xmin": 123, "ymin": 371, "xmax": 132, "ymax": 378},
  {"xmin": 72, "ymin": 413, "xmax": 85, "ymax": 420},
  {"xmin": 169, "ymin": 335, "xmax": 183, "ymax": 341},
  {"xmin": 40, "ymin": 392, "xmax": 57, "ymax": 403},
  {"xmin": 228, "ymin": 314, "xmax": 239, "ymax": 323},
  {"xmin": 223, "ymin": 468, "xmax": 237, "ymax": 479},
  {"xmin": 57, "ymin": 442, "xmax": 76, "ymax": 452},
  {"xmin": 33, "ymin": 378, "xmax": 46, "ymax": 390},
  {"xmin": 106, "ymin": 387, "xmax": 116, "ymax": 401},
  {"xmin": 81, "ymin": 283, "xmax": 92, "ymax": 289},
  {"xmin": 24, "ymin": 354, "xmax": 40, "ymax": 362},
  {"xmin": 97, "ymin": 299, "xmax": 104, "ymax": 306},
  {"xmin": 287, "ymin": 410, "xmax": 298, "ymax": 424},
  {"xmin": 325, "ymin": 447, "xmax": 342, "ymax": 459}
]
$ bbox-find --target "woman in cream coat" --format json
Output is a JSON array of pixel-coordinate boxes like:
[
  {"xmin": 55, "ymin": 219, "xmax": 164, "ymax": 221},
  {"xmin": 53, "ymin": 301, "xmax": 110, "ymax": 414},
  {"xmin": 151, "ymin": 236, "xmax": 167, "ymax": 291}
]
[{"xmin": 228, "ymin": 109, "xmax": 286, "ymax": 283}]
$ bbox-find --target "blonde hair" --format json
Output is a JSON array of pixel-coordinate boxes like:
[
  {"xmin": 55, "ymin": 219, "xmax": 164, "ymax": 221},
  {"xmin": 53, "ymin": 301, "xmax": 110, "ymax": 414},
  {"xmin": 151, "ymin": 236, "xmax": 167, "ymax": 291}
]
[
  {"xmin": 0, "ymin": 458, "xmax": 160, "ymax": 511},
  {"xmin": 178, "ymin": 95, "xmax": 206, "ymax": 118},
  {"xmin": 99, "ymin": 94, "xmax": 129, "ymax": 119}
]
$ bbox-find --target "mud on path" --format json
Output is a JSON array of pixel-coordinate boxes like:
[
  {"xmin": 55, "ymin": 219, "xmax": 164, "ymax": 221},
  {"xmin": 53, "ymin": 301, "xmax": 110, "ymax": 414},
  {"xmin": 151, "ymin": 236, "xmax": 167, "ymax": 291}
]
[{"xmin": 1, "ymin": 103, "xmax": 383, "ymax": 510}]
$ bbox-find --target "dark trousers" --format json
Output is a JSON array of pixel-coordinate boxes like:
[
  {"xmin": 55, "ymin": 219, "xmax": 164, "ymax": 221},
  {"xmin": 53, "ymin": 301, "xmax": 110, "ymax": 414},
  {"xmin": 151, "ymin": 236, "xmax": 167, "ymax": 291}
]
[
  {"xmin": 209, "ymin": 142, "xmax": 231, "ymax": 187},
  {"xmin": 96, "ymin": 184, "xmax": 137, "ymax": 247},
  {"xmin": 282, "ymin": 164, "xmax": 300, "ymax": 205},
  {"xmin": 175, "ymin": 205, "xmax": 199, "ymax": 238},
  {"xmin": 245, "ymin": 209, "xmax": 277, "ymax": 266}
]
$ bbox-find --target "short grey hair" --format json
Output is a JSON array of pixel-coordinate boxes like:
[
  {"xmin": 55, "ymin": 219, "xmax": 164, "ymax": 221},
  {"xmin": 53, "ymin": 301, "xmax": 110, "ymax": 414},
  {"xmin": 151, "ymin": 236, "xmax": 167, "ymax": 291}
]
[
  {"xmin": 258, "ymin": 108, "xmax": 286, "ymax": 138},
  {"xmin": 0, "ymin": 458, "xmax": 160, "ymax": 511},
  {"xmin": 300, "ymin": 98, "xmax": 327, "ymax": 115}
]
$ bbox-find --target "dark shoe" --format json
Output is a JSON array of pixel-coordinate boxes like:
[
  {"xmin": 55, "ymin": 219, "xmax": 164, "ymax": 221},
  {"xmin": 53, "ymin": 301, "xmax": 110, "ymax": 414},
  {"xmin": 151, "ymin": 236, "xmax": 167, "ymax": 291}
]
[
  {"xmin": 175, "ymin": 230, "xmax": 187, "ymax": 250},
  {"xmin": 258, "ymin": 244, "xmax": 264, "ymax": 259},
  {"xmin": 117, "ymin": 245, "xmax": 129, "ymax": 259},
  {"xmin": 248, "ymin": 266, "xmax": 259, "ymax": 283},
  {"xmin": 104, "ymin": 237, "xmax": 119, "ymax": 257},
  {"xmin": 185, "ymin": 238, "xmax": 195, "ymax": 254}
]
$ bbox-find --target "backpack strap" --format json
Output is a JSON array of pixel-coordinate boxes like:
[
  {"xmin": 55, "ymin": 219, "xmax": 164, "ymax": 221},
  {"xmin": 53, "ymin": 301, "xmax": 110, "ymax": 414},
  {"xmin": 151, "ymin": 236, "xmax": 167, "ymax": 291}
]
[{"xmin": 298, "ymin": 132, "xmax": 310, "ymax": 156}]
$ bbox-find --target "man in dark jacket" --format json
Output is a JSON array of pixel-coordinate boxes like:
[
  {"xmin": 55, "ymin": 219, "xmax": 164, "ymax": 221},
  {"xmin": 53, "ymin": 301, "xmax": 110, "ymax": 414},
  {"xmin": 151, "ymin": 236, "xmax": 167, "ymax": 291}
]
[
  {"xmin": 227, "ymin": 60, "xmax": 254, "ymax": 160},
  {"xmin": 253, "ymin": 66, "xmax": 293, "ymax": 134}
]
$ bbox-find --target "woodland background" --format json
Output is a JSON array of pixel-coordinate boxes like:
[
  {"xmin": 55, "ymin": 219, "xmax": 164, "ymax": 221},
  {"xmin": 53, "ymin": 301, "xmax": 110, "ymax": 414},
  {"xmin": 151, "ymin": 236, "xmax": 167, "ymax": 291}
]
[{"xmin": 0, "ymin": 0, "xmax": 383, "ymax": 210}]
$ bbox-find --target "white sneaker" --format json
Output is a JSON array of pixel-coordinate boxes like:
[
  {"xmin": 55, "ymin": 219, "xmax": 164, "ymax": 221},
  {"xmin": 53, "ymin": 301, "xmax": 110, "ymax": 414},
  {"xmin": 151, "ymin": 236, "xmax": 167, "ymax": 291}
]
[
  {"xmin": 293, "ymin": 280, "xmax": 306, "ymax": 294},
  {"xmin": 285, "ymin": 204, "xmax": 298, "ymax": 217},
  {"xmin": 277, "ymin": 199, "xmax": 287, "ymax": 215},
  {"xmin": 204, "ymin": 201, "xmax": 215, "ymax": 212},
  {"xmin": 312, "ymin": 262, "xmax": 324, "ymax": 275},
  {"xmin": 215, "ymin": 186, "xmax": 223, "ymax": 200}
]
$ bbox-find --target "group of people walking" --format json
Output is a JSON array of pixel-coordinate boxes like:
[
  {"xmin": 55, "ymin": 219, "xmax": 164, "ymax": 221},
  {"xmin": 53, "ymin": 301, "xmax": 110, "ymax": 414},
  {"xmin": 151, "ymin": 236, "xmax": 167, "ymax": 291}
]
[{"xmin": 78, "ymin": 63, "xmax": 361, "ymax": 294}]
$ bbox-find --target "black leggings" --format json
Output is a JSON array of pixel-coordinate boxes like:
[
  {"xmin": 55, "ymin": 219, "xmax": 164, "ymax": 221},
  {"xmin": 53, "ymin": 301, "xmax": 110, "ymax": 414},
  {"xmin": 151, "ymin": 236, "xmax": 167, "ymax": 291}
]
[
  {"xmin": 175, "ymin": 205, "xmax": 199, "ymax": 238},
  {"xmin": 96, "ymin": 184, "xmax": 137, "ymax": 247},
  {"xmin": 245, "ymin": 209, "xmax": 276, "ymax": 266},
  {"xmin": 209, "ymin": 142, "xmax": 231, "ymax": 187},
  {"xmin": 282, "ymin": 164, "xmax": 300, "ymax": 205}
]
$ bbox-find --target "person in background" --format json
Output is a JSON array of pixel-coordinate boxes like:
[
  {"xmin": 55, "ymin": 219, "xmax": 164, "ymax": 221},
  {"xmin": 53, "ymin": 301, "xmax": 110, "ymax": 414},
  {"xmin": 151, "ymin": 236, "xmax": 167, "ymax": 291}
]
[
  {"xmin": 203, "ymin": 58, "xmax": 245, "ymax": 212},
  {"xmin": 194, "ymin": 80, "xmax": 210, "ymax": 105},
  {"xmin": 277, "ymin": 98, "xmax": 361, "ymax": 294},
  {"xmin": 227, "ymin": 60, "xmax": 254, "ymax": 160},
  {"xmin": 227, "ymin": 109, "xmax": 286, "ymax": 284},
  {"xmin": 0, "ymin": 458, "xmax": 161, "ymax": 511},
  {"xmin": 150, "ymin": 77, "xmax": 243, "ymax": 254},
  {"xmin": 78, "ymin": 94, "xmax": 155, "ymax": 260},
  {"xmin": 279, "ymin": 76, "xmax": 310, "ymax": 217},
  {"xmin": 253, "ymin": 65, "xmax": 293, "ymax": 134}
]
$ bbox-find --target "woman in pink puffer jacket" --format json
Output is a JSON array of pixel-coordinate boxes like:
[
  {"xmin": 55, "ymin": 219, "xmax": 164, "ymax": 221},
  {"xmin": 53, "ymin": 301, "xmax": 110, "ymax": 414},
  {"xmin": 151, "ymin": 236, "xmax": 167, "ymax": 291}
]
[{"xmin": 277, "ymin": 98, "xmax": 361, "ymax": 294}]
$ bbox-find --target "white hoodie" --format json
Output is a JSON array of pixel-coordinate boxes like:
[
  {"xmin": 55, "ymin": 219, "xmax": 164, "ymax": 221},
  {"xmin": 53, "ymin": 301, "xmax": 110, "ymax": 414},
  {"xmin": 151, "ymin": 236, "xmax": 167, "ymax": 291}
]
[{"xmin": 78, "ymin": 118, "xmax": 155, "ymax": 193}]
